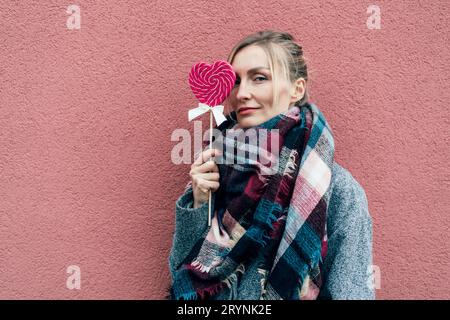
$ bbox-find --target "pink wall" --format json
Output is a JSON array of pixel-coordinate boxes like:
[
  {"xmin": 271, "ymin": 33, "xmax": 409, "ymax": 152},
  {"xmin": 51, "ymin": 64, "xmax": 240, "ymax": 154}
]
[{"xmin": 0, "ymin": 0, "xmax": 448, "ymax": 299}]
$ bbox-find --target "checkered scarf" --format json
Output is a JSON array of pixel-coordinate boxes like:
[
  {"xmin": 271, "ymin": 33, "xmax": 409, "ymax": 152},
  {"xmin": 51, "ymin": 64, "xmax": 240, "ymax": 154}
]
[{"xmin": 171, "ymin": 102, "xmax": 334, "ymax": 300}]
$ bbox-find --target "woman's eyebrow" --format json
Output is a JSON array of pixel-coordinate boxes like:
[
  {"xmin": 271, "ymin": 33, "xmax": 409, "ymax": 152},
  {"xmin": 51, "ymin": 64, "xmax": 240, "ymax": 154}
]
[{"xmin": 235, "ymin": 67, "xmax": 270, "ymax": 77}]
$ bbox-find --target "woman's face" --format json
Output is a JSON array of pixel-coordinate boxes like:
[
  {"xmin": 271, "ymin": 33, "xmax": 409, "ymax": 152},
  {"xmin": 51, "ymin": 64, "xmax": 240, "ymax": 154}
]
[{"xmin": 229, "ymin": 45, "xmax": 300, "ymax": 128}]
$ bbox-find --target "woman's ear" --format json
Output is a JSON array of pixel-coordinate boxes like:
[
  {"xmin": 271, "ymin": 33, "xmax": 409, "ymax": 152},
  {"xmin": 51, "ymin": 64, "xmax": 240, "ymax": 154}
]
[{"xmin": 290, "ymin": 78, "xmax": 306, "ymax": 104}]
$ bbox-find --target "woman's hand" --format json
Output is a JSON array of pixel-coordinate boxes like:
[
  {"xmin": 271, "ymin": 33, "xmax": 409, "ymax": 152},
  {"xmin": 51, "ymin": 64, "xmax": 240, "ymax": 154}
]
[{"xmin": 190, "ymin": 148, "xmax": 221, "ymax": 208}]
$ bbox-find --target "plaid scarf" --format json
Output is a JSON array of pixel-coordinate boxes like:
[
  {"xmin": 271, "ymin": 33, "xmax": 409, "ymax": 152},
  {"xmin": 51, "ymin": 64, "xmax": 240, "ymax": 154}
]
[{"xmin": 171, "ymin": 102, "xmax": 334, "ymax": 300}]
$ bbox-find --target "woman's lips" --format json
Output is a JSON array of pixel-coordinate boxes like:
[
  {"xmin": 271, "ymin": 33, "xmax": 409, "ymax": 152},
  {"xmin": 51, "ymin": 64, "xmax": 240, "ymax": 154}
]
[{"xmin": 238, "ymin": 107, "xmax": 259, "ymax": 115}]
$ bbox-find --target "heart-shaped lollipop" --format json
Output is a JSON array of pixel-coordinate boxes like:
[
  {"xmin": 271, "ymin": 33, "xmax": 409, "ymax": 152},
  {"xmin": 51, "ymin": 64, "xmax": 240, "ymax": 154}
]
[
  {"xmin": 186, "ymin": 60, "xmax": 236, "ymax": 228},
  {"xmin": 188, "ymin": 60, "xmax": 236, "ymax": 107}
]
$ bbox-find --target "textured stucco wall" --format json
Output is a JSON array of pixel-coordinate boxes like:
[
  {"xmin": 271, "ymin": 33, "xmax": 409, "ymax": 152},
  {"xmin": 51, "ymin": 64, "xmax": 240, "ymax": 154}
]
[{"xmin": 0, "ymin": 0, "xmax": 448, "ymax": 299}]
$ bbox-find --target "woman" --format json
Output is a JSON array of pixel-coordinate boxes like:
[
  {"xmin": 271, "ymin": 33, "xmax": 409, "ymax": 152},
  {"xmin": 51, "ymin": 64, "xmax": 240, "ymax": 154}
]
[{"xmin": 168, "ymin": 30, "xmax": 374, "ymax": 300}]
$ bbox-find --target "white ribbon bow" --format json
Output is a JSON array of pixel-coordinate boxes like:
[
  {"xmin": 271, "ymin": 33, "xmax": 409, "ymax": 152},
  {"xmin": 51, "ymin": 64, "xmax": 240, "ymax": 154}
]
[{"xmin": 188, "ymin": 103, "xmax": 227, "ymax": 126}]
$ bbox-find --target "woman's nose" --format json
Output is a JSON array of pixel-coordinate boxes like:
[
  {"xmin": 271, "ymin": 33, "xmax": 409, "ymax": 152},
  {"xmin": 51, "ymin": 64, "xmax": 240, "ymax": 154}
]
[{"xmin": 236, "ymin": 81, "xmax": 251, "ymax": 101}]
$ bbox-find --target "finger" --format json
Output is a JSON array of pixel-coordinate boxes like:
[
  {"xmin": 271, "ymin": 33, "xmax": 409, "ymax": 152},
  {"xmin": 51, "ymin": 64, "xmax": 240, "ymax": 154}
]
[
  {"xmin": 193, "ymin": 177, "xmax": 208, "ymax": 193},
  {"xmin": 197, "ymin": 160, "xmax": 219, "ymax": 173},
  {"xmin": 199, "ymin": 172, "xmax": 220, "ymax": 182},
  {"xmin": 197, "ymin": 178, "xmax": 220, "ymax": 192},
  {"xmin": 193, "ymin": 149, "xmax": 222, "ymax": 167},
  {"xmin": 210, "ymin": 181, "xmax": 220, "ymax": 192}
]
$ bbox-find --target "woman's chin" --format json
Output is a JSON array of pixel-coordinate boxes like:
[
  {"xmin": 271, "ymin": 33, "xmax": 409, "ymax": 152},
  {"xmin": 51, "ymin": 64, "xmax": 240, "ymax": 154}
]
[
  {"xmin": 237, "ymin": 114, "xmax": 265, "ymax": 128},
  {"xmin": 237, "ymin": 118, "xmax": 258, "ymax": 128}
]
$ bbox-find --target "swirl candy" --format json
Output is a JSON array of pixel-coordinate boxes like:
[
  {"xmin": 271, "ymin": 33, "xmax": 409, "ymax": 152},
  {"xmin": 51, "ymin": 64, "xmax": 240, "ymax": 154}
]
[
  {"xmin": 187, "ymin": 60, "xmax": 236, "ymax": 227},
  {"xmin": 188, "ymin": 60, "xmax": 236, "ymax": 107}
]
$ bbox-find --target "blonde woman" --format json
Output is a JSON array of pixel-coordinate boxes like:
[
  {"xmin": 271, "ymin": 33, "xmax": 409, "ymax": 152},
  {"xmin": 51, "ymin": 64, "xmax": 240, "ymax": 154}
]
[{"xmin": 169, "ymin": 30, "xmax": 374, "ymax": 300}]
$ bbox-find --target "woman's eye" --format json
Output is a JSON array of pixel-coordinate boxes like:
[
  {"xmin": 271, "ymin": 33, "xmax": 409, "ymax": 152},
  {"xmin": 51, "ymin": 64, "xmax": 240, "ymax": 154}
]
[
  {"xmin": 254, "ymin": 76, "xmax": 267, "ymax": 81},
  {"xmin": 233, "ymin": 76, "xmax": 266, "ymax": 87}
]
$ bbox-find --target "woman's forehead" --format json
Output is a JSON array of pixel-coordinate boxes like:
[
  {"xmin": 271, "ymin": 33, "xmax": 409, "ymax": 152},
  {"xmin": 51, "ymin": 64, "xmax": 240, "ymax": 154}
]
[{"xmin": 232, "ymin": 45, "xmax": 270, "ymax": 74}]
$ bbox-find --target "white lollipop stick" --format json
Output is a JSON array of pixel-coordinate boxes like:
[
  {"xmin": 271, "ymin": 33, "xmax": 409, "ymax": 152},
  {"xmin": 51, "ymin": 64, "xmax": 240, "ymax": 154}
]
[
  {"xmin": 188, "ymin": 103, "xmax": 226, "ymax": 227},
  {"xmin": 208, "ymin": 111, "xmax": 213, "ymax": 227}
]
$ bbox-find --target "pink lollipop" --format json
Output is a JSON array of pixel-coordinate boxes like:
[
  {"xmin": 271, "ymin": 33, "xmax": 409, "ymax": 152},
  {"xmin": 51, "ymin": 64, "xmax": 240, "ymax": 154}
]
[
  {"xmin": 189, "ymin": 60, "xmax": 236, "ymax": 107},
  {"xmin": 187, "ymin": 60, "xmax": 236, "ymax": 227}
]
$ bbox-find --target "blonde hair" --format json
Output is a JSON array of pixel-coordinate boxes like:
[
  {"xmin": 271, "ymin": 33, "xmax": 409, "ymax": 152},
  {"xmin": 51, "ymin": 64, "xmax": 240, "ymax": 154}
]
[{"xmin": 227, "ymin": 30, "xmax": 309, "ymax": 111}]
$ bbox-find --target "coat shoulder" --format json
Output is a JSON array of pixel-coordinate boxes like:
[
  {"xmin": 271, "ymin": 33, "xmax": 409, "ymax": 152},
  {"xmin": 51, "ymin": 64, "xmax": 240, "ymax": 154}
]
[
  {"xmin": 327, "ymin": 161, "xmax": 371, "ymax": 232},
  {"xmin": 330, "ymin": 162, "xmax": 368, "ymax": 203}
]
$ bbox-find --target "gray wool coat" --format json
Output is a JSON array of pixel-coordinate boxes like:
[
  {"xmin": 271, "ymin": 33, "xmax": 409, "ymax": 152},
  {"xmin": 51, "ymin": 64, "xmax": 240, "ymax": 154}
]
[{"xmin": 169, "ymin": 162, "xmax": 375, "ymax": 300}]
